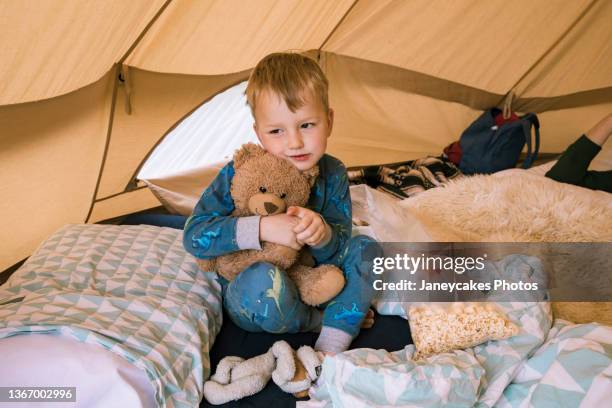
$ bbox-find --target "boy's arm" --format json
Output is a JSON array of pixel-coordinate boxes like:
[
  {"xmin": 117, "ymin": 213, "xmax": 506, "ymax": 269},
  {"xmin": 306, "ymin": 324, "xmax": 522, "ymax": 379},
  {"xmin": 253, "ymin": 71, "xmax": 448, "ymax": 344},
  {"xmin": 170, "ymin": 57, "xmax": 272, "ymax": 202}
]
[
  {"xmin": 183, "ymin": 162, "xmax": 261, "ymax": 259},
  {"xmin": 309, "ymin": 167, "xmax": 352, "ymax": 266}
]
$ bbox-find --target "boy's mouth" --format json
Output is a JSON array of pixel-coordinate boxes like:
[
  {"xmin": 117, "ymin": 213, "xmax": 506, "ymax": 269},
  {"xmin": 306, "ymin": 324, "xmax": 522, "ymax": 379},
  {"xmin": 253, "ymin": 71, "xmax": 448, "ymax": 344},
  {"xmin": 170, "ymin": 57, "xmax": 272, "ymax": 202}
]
[{"xmin": 289, "ymin": 154, "xmax": 311, "ymax": 162}]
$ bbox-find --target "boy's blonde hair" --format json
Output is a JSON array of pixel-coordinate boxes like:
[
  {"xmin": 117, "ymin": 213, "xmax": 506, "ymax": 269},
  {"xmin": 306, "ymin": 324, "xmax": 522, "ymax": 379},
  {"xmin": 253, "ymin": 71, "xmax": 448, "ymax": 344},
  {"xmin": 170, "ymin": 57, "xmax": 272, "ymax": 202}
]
[{"xmin": 245, "ymin": 52, "xmax": 329, "ymax": 117}]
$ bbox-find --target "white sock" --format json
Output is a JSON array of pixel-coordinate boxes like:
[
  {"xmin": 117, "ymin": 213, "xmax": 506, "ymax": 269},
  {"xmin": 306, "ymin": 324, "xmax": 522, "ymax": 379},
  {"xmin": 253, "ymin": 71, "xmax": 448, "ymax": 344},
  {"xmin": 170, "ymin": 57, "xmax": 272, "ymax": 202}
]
[{"xmin": 314, "ymin": 326, "xmax": 353, "ymax": 353}]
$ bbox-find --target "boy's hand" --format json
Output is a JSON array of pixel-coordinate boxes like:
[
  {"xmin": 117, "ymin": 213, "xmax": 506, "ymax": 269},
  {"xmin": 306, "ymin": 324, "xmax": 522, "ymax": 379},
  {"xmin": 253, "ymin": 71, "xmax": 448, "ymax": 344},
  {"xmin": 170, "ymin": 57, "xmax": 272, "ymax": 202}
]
[
  {"xmin": 259, "ymin": 213, "xmax": 303, "ymax": 250},
  {"xmin": 287, "ymin": 206, "xmax": 331, "ymax": 247}
]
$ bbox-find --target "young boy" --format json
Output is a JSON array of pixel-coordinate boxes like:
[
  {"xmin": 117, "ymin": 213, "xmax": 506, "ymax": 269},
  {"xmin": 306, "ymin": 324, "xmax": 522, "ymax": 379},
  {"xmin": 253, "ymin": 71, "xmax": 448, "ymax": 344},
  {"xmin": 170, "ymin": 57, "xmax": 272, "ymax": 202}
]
[{"xmin": 183, "ymin": 53, "xmax": 381, "ymax": 354}]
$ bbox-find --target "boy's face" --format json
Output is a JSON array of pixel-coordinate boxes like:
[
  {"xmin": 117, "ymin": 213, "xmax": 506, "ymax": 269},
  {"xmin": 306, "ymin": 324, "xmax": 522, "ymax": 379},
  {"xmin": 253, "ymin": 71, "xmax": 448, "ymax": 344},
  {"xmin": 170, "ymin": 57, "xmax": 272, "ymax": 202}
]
[{"xmin": 253, "ymin": 89, "xmax": 333, "ymax": 172}]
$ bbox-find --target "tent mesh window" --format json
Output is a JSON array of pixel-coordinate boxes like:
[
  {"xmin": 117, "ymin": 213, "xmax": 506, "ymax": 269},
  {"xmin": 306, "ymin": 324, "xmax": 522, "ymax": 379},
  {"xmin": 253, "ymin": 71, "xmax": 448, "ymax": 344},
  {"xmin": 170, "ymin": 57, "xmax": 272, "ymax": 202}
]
[{"xmin": 138, "ymin": 81, "xmax": 257, "ymax": 181}]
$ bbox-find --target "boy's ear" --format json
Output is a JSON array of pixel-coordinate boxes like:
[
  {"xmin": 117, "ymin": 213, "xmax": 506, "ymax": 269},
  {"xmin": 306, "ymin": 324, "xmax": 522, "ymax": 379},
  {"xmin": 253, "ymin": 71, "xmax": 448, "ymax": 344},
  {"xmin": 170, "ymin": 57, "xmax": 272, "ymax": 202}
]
[
  {"xmin": 233, "ymin": 143, "xmax": 266, "ymax": 169},
  {"xmin": 327, "ymin": 108, "xmax": 334, "ymax": 137}
]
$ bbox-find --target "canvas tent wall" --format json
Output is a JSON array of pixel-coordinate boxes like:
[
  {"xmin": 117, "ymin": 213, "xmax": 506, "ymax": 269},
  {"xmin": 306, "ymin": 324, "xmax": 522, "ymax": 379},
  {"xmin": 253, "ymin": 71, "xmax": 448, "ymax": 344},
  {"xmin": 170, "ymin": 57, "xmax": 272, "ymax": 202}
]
[{"xmin": 1, "ymin": 0, "xmax": 611, "ymax": 272}]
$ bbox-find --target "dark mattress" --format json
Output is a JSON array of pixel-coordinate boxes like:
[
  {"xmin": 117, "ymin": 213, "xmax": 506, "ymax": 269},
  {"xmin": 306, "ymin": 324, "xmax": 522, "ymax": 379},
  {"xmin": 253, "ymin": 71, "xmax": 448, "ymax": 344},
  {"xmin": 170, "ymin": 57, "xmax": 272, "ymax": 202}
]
[{"xmin": 121, "ymin": 213, "xmax": 413, "ymax": 407}]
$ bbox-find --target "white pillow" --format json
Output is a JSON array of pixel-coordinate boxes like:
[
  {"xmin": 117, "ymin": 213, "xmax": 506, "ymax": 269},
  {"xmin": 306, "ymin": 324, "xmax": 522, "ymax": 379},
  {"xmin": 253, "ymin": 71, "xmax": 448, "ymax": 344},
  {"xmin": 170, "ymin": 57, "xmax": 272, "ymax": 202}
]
[
  {"xmin": 0, "ymin": 333, "xmax": 156, "ymax": 408},
  {"xmin": 142, "ymin": 161, "xmax": 229, "ymax": 215}
]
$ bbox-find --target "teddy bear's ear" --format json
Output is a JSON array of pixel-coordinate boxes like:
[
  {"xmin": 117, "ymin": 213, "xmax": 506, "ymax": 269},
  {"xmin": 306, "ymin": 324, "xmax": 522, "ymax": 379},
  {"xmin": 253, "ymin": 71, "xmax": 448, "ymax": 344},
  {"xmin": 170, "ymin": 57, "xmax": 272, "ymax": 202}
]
[
  {"xmin": 301, "ymin": 165, "xmax": 319, "ymax": 188},
  {"xmin": 233, "ymin": 143, "xmax": 266, "ymax": 169}
]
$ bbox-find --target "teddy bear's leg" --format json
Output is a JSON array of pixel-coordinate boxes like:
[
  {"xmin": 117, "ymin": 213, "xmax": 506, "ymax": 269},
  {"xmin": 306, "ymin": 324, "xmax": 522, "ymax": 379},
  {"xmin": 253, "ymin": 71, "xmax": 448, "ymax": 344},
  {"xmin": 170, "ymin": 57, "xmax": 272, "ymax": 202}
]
[
  {"xmin": 216, "ymin": 249, "xmax": 259, "ymax": 281},
  {"xmin": 196, "ymin": 258, "xmax": 217, "ymax": 273},
  {"xmin": 216, "ymin": 244, "xmax": 299, "ymax": 281},
  {"xmin": 287, "ymin": 264, "xmax": 345, "ymax": 306}
]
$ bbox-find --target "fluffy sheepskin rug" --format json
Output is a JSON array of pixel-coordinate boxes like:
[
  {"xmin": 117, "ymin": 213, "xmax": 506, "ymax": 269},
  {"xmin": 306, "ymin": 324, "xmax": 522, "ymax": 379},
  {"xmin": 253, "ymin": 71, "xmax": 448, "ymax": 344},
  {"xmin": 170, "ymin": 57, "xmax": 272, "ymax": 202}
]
[
  {"xmin": 399, "ymin": 169, "xmax": 612, "ymax": 325},
  {"xmin": 400, "ymin": 169, "xmax": 612, "ymax": 242}
]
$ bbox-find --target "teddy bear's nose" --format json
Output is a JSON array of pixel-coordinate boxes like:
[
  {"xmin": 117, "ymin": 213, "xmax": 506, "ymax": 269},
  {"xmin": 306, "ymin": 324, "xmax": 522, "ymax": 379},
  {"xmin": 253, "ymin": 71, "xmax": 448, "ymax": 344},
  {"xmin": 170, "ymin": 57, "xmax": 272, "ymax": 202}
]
[{"xmin": 264, "ymin": 202, "xmax": 278, "ymax": 214}]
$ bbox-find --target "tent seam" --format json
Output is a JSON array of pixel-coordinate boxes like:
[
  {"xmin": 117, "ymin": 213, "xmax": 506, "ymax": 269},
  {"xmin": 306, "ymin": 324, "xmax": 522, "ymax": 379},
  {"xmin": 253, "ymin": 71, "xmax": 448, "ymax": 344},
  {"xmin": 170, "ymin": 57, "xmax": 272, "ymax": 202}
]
[
  {"xmin": 95, "ymin": 185, "xmax": 149, "ymax": 203},
  {"xmin": 0, "ymin": 0, "xmax": 173, "ymax": 107},
  {"xmin": 317, "ymin": 0, "xmax": 360, "ymax": 59},
  {"xmin": 500, "ymin": 0, "xmax": 599, "ymax": 104},
  {"xmin": 118, "ymin": 0, "xmax": 174, "ymax": 65},
  {"xmin": 322, "ymin": 53, "xmax": 612, "ymax": 111},
  {"xmin": 85, "ymin": 65, "xmax": 121, "ymax": 223}
]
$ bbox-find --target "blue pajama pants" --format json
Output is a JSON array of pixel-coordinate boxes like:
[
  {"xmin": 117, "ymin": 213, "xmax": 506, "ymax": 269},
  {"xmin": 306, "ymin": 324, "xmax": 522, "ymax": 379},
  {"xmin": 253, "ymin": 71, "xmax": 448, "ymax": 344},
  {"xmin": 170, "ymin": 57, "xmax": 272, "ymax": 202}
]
[{"xmin": 218, "ymin": 235, "xmax": 381, "ymax": 337}]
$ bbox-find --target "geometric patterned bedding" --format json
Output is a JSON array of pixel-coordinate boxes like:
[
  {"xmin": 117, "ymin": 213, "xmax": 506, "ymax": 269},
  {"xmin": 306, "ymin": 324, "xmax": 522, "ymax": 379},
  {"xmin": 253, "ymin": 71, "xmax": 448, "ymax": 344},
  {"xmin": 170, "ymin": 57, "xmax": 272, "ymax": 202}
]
[
  {"xmin": 2, "ymin": 224, "xmax": 610, "ymax": 407},
  {"xmin": 303, "ymin": 300, "xmax": 612, "ymax": 407},
  {"xmin": 303, "ymin": 301, "xmax": 554, "ymax": 408},
  {"xmin": 0, "ymin": 224, "xmax": 222, "ymax": 408},
  {"xmin": 498, "ymin": 319, "xmax": 612, "ymax": 407}
]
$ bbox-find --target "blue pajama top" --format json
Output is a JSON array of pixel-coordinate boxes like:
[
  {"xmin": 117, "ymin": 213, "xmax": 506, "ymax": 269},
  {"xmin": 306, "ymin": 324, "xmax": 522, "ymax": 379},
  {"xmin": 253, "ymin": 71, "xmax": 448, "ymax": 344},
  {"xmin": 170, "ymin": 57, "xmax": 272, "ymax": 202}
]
[{"xmin": 183, "ymin": 154, "xmax": 352, "ymax": 267}]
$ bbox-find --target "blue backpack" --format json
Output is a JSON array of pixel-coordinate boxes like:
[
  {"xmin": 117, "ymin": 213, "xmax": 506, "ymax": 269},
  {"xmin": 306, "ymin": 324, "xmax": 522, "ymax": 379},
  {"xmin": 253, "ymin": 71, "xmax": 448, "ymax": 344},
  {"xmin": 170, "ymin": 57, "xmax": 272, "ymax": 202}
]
[{"xmin": 459, "ymin": 108, "xmax": 540, "ymax": 174}]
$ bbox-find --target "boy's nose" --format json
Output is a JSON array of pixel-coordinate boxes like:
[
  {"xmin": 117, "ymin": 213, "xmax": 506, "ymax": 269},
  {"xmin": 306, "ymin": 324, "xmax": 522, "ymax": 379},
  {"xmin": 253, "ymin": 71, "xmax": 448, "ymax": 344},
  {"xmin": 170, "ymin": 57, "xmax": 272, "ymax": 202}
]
[{"xmin": 287, "ymin": 130, "xmax": 304, "ymax": 149}]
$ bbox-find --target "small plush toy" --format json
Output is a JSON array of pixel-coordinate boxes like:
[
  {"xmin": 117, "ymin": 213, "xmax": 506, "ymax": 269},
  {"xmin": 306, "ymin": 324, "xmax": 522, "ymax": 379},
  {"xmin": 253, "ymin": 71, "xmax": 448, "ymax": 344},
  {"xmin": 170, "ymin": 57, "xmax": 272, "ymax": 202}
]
[
  {"xmin": 197, "ymin": 143, "xmax": 345, "ymax": 306},
  {"xmin": 203, "ymin": 340, "xmax": 323, "ymax": 404}
]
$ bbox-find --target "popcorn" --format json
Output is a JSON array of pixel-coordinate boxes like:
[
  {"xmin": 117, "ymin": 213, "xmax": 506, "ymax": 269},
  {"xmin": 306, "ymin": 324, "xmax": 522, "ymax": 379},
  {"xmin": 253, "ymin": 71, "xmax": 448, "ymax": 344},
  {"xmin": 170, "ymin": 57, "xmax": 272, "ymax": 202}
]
[{"xmin": 408, "ymin": 303, "xmax": 519, "ymax": 359}]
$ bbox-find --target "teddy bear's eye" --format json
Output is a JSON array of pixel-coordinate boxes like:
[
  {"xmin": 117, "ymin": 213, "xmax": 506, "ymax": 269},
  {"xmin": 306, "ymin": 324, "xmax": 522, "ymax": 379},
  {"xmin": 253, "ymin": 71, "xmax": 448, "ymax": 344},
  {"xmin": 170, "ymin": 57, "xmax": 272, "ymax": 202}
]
[
  {"xmin": 259, "ymin": 186, "xmax": 267, "ymax": 193},
  {"xmin": 280, "ymin": 193, "xmax": 287, "ymax": 199}
]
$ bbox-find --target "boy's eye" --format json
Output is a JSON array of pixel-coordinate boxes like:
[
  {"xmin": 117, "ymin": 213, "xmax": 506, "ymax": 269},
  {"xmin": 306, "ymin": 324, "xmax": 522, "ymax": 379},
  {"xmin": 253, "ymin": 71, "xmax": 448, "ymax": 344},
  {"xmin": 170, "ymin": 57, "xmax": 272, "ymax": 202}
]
[
  {"xmin": 269, "ymin": 129, "xmax": 281, "ymax": 134},
  {"xmin": 259, "ymin": 186, "xmax": 267, "ymax": 193},
  {"xmin": 279, "ymin": 193, "xmax": 286, "ymax": 199},
  {"xmin": 301, "ymin": 122, "xmax": 315, "ymax": 129}
]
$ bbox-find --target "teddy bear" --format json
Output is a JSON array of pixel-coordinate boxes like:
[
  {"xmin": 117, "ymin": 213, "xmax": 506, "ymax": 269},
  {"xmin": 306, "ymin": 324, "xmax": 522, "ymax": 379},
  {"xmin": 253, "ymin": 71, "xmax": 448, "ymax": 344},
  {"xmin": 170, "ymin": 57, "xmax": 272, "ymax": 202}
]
[{"xmin": 197, "ymin": 143, "xmax": 345, "ymax": 306}]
